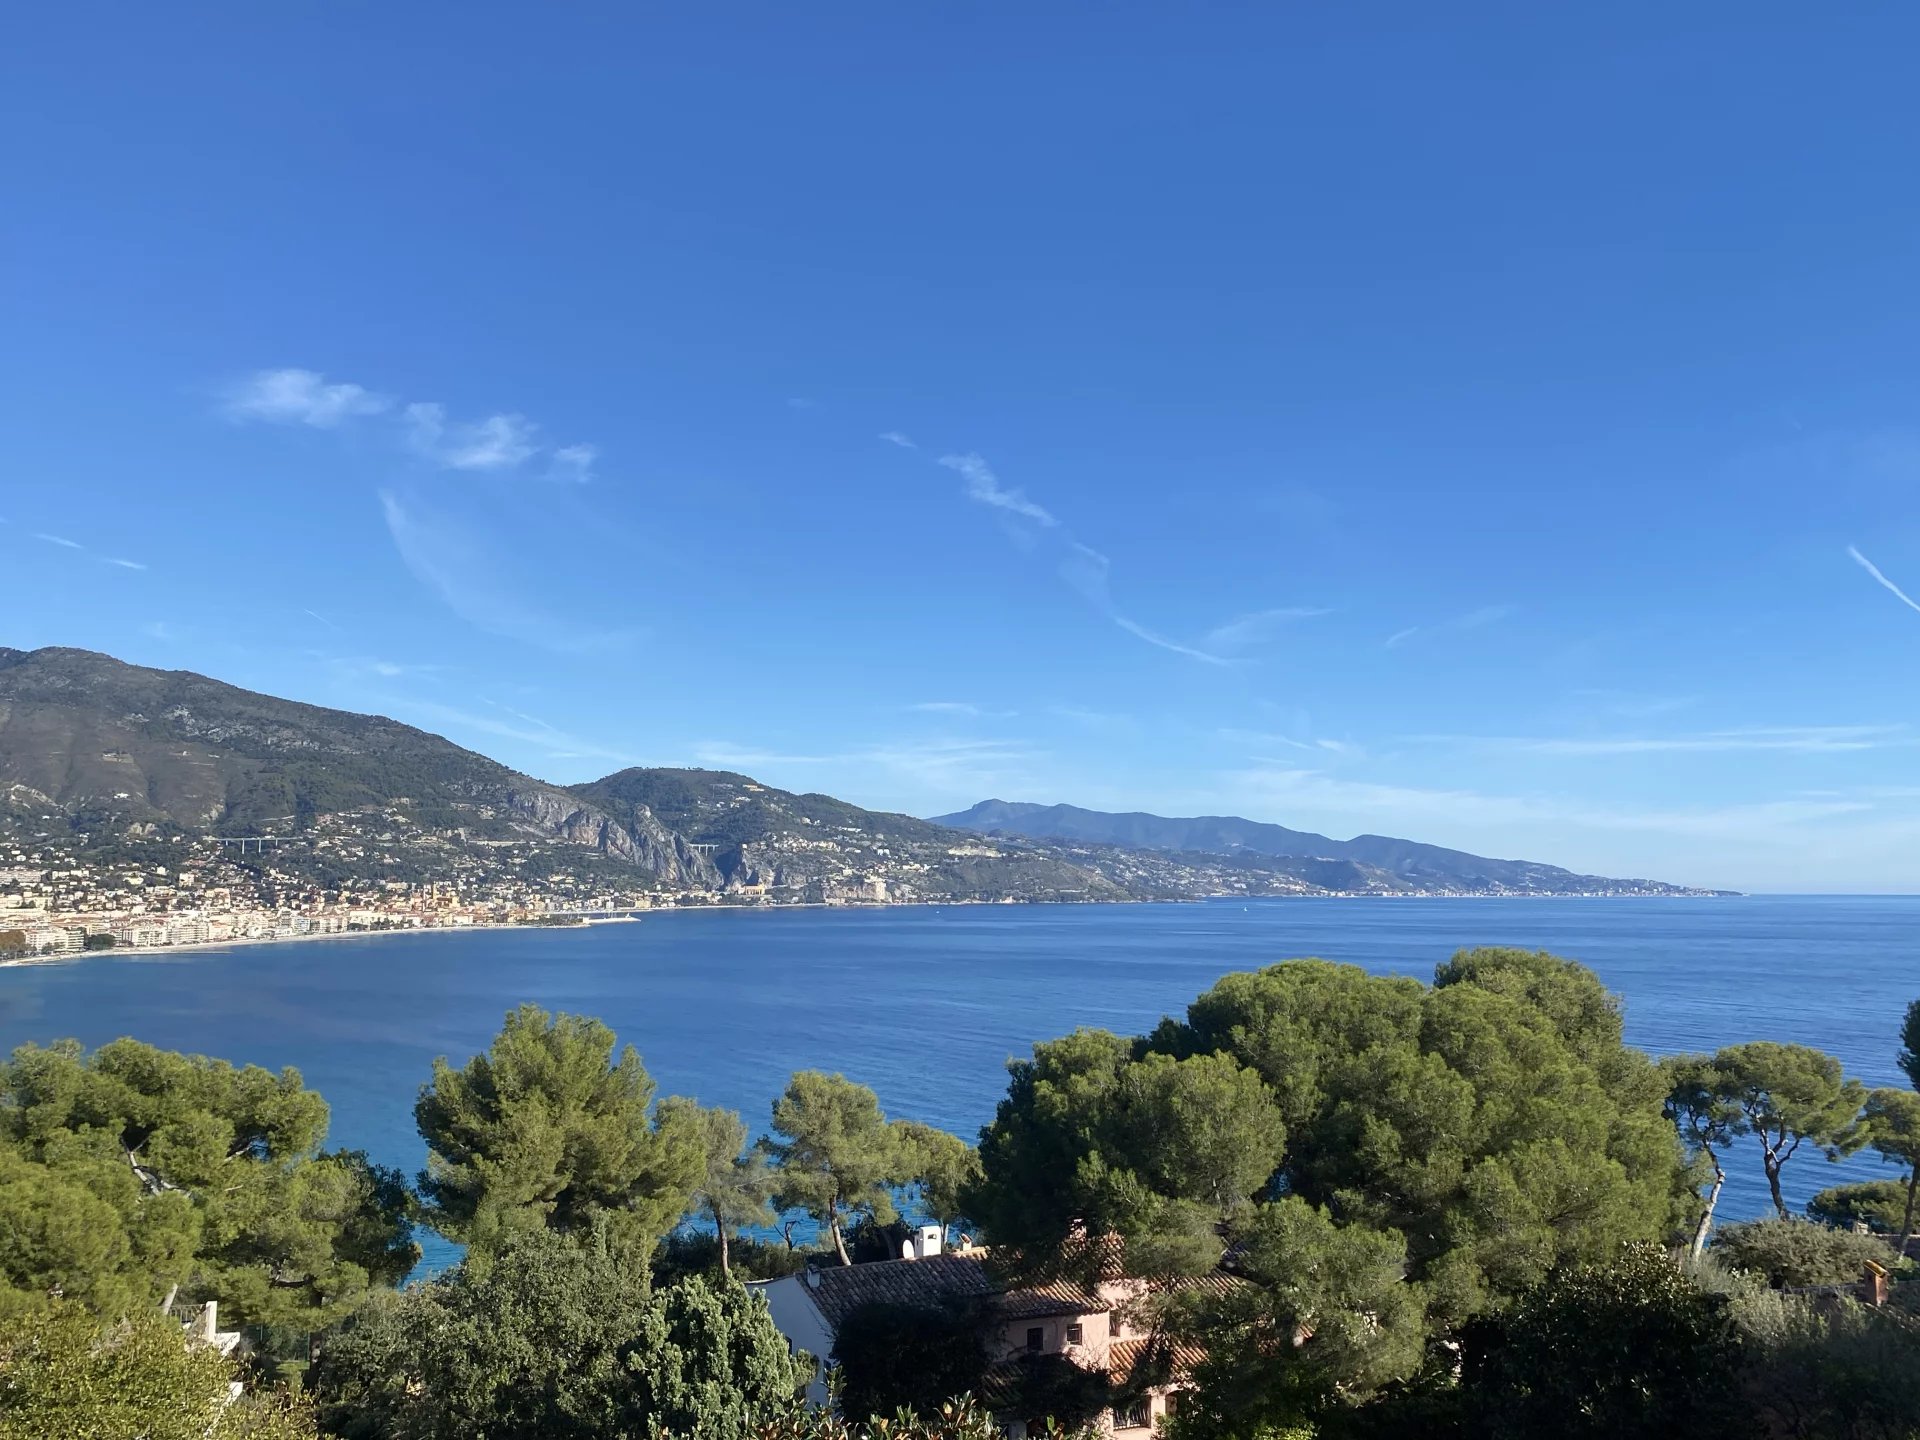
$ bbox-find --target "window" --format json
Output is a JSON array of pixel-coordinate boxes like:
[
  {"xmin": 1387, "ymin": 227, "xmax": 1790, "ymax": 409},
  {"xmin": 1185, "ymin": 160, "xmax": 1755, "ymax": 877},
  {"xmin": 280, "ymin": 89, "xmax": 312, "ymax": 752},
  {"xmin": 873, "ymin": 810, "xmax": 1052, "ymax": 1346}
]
[
  {"xmin": 1065, "ymin": 1323, "xmax": 1083, "ymax": 1345},
  {"xmin": 1118, "ymin": 1400, "xmax": 1152, "ymax": 1430},
  {"xmin": 1026, "ymin": 1326, "xmax": 1044, "ymax": 1352}
]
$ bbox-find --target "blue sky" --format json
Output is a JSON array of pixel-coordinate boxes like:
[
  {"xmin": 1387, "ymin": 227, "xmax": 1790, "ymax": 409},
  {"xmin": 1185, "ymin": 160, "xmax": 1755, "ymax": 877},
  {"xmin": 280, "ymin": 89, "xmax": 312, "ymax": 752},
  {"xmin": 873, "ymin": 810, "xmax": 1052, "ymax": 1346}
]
[{"xmin": 6, "ymin": 5, "xmax": 1920, "ymax": 892}]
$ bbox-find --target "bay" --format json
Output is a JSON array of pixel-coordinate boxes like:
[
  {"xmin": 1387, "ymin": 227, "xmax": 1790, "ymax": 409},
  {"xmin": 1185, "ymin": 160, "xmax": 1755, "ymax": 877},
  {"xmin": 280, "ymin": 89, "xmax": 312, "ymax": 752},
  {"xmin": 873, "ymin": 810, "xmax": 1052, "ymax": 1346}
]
[{"xmin": 1, "ymin": 894, "xmax": 1914, "ymax": 1271}]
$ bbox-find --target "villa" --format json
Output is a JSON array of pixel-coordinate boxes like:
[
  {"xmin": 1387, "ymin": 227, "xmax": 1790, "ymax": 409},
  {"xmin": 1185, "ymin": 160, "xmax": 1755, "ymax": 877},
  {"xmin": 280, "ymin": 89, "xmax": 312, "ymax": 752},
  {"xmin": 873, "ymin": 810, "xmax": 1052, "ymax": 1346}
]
[{"xmin": 753, "ymin": 1226, "xmax": 1234, "ymax": 1437}]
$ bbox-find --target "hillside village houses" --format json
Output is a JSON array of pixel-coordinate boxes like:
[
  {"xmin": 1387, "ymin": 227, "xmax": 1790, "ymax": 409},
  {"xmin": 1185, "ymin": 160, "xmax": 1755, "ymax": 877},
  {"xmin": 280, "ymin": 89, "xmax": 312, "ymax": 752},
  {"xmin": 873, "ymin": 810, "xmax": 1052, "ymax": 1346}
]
[
  {"xmin": 0, "ymin": 838, "xmax": 654, "ymax": 959},
  {"xmin": 754, "ymin": 1227, "xmax": 1234, "ymax": 1438}
]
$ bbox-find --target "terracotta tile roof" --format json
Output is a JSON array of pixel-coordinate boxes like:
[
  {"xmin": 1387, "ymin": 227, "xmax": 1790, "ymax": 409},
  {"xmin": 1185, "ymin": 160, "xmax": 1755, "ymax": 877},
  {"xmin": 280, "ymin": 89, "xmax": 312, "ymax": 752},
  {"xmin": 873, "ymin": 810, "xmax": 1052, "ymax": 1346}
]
[
  {"xmin": 1154, "ymin": 1270, "xmax": 1246, "ymax": 1303},
  {"xmin": 1108, "ymin": 1335, "xmax": 1207, "ymax": 1386},
  {"xmin": 803, "ymin": 1255, "xmax": 1105, "ymax": 1331},
  {"xmin": 804, "ymin": 1254, "xmax": 998, "ymax": 1330},
  {"xmin": 997, "ymin": 1278, "xmax": 1109, "ymax": 1320}
]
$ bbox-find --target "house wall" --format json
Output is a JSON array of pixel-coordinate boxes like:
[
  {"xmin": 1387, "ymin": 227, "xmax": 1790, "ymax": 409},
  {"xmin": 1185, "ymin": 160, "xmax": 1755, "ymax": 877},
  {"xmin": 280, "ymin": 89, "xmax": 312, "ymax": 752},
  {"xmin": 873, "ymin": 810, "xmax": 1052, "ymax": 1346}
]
[
  {"xmin": 988, "ymin": 1307, "xmax": 1112, "ymax": 1369},
  {"xmin": 750, "ymin": 1275, "xmax": 838, "ymax": 1407}
]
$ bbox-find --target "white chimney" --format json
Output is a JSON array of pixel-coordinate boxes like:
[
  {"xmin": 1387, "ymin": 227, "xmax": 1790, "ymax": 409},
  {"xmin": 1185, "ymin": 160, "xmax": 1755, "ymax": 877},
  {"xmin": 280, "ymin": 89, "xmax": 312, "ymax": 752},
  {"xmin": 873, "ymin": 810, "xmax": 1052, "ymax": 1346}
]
[{"xmin": 912, "ymin": 1224, "xmax": 944, "ymax": 1260}]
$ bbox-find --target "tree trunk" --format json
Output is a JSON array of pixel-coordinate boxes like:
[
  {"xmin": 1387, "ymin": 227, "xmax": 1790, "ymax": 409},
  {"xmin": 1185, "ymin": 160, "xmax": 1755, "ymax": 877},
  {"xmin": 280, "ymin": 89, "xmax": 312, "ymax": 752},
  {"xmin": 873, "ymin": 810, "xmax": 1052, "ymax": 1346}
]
[
  {"xmin": 829, "ymin": 1201, "xmax": 851, "ymax": 1266},
  {"xmin": 1689, "ymin": 1157, "xmax": 1726, "ymax": 1260},
  {"xmin": 712, "ymin": 1202, "xmax": 731, "ymax": 1277},
  {"xmin": 1763, "ymin": 1144, "xmax": 1788, "ymax": 1219},
  {"xmin": 1899, "ymin": 1167, "xmax": 1918, "ymax": 1262}
]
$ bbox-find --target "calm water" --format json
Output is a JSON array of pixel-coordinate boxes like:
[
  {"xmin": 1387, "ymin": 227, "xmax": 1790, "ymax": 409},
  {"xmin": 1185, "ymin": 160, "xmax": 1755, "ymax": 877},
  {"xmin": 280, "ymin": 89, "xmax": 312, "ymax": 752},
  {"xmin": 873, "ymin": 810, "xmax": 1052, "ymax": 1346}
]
[{"xmin": 1, "ymin": 895, "xmax": 1914, "ymax": 1268}]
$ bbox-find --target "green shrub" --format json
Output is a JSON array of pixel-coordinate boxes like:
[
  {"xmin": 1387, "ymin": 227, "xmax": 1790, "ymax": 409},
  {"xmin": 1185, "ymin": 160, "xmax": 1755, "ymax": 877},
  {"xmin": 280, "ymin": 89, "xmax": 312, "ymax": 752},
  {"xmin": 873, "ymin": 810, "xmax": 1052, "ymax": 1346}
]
[
  {"xmin": 1712, "ymin": 1218, "xmax": 1894, "ymax": 1288},
  {"xmin": 1807, "ymin": 1179, "xmax": 1909, "ymax": 1234}
]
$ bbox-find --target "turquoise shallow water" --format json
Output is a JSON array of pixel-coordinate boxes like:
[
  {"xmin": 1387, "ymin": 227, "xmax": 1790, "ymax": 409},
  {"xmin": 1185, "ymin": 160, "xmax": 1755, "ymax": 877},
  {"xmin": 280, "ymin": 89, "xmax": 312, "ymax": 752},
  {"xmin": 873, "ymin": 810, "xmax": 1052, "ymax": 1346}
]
[{"xmin": 1, "ymin": 894, "xmax": 1914, "ymax": 1269}]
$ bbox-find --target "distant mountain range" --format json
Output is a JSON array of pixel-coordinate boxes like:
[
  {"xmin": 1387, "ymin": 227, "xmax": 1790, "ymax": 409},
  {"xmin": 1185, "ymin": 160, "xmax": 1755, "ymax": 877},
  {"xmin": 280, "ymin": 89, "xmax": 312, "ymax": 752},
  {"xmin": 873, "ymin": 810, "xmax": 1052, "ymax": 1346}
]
[
  {"xmin": 0, "ymin": 647, "xmax": 1718, "ymax": 902},
  {"xmin": 931, "ymin": 799, "xmax": 1718, "ymax": 896}
]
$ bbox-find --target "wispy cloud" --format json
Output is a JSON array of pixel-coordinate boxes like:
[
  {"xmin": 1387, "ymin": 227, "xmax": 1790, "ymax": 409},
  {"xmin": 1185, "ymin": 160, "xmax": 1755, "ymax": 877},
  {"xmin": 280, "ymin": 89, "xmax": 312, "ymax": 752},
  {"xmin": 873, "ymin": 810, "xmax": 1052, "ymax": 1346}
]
[
  {"xmin": 1219, "ymin": 727, "xmax": 1362, "ymax": 758},
  {"xmin": 1848, "ymin": 544, "xmax": 1920, "ymax": 616},
  {"xmin": 379, "ymin": 489, "xmax": 638, "ymax": 655},
  {"xmin": 1048, "ymin": 704, "xmax": 1137, "ymax": 732},
  {"xmin": 861, "ymin": 737, "xmax": 1046, "ymax": 796},
  {"xmin": 392, "ymin": 698, "xmax": 641, "ymax": 770},
  {"xmin": 1572, "ymin": 689, "xmax": 1699, "ymax": 720},
  {"xmin": 303, "ymin": 609, "xmax": 341, "ymax": 632},
  {"xmin": 141, "ymin": 621, "xmax": 174, "ymax": 641},
  {"xmin": 1228, "ymin": 764, "xmax": 1874, "ymax": 841},
  {"xmin": 879, "ymin": 431, "xmax": 917, "ymax": 450},
  {"xmin": 1384, "ymin": 604, "xmax": 1513, "ymax": 649},
  {"xmin": 222, "ymin": 368, "xmax": 391, "ymax": 428},
  {"xmin": 219, "ymin": 366, "xmax": 599, "ymax": 482},
  {"xmin": 1059, "ymin": 542, "xmax": 1232, "ymax": 665},
  {"xmin": 405, "ymin": 403, "xmax": 539, "ymax": 471},
  {"xmin": 34, "ymin": 532, "xmax": 147, "ymax": 571},
  {"xmin": 936, "ymin": 447, "xmax": 1249, "ymax": 667},
  {"xmin": 545, "ymin": 444, "xmax": 598, "ymax": 485},
  {"xmin": 689, "ymin": 735, "xmax": 1047, "ymax": 800},
  {"xmin": 939, "ymin": 453, "xmax": 1058, "ymax": 528},
  {"xmin": 1202, "ymin": 607, "xmax": 1331, "ymax": 654},
  {"xmin": 1112, "ymin": 616, "xmax": 1232, "ymax": 666},
  {"xmin": 316, "ymin": 654, "xmax": 445, "ymax": 685},
  {"xmin": 909, "ymin": 701, "xmax": 1015, "ymax": 718},
  {"xmin": 692, "ymin": 741, "xmax": 834, "ymax": 768},
  {"xmin": 1423, "ymin": 724, "xmax": 1908, "ymax": 757}
]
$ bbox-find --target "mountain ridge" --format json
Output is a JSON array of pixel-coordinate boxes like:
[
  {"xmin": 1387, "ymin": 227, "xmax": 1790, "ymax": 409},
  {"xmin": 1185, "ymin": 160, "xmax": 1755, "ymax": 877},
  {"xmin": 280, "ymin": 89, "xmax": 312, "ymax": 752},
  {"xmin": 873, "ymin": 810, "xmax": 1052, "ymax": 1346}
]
[
  {"xmin": 930, "ymin": 798, "xmax": 1708, "ymax": 895},
  {"xmin": 0, "ymin": 647, "xmax": 1716, "ymax": 901}
]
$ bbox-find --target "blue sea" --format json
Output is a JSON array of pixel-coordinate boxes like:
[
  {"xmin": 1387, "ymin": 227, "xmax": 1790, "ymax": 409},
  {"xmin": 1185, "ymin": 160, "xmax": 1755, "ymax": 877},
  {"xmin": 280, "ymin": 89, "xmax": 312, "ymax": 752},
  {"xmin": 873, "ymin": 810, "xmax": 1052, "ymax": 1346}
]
[{"xmin": 1, "ymin": 895, "xmax": 1914, "ymax": 1270}]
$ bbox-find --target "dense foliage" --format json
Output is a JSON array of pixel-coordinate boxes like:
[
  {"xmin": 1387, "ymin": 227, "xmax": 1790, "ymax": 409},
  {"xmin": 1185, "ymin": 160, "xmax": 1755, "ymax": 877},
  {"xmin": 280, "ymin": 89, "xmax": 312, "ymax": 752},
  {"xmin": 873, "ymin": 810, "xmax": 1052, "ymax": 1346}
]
[
  {"xmin": 1731, "ymin": 1282, "xmax": 1920, "ymax": 1439},
  {"xmin": 1864, "ymin": 1086, "xmax": 1920, "ymax": 1252},
  {"xmin": 0, "ymin": 1298, "xmax": 316, "ymax": 1440},
  {"xmin": 0, "ymin": 1038, "xmax": 414, "ymax": 1329},
  {"xmin": 1711, "ymin": 1217, "xmax": 1895, "ymax": 1289},
  {"xmin": 1462, "ymin": 1243, "xmax": 1743, "ymax": 1439},
  {"xmin": 767, "ymin": 1071, "xmax": 914, "ymax": 1266},
  {"xmin": 976, "ymin": 951, "xmax": 1683, "ymax": 1317},
  {"xmin": 658, "ymin": 1097, "xmax": 776, "ymax": 1276},
  {"xmin": 831, "ymin": 1301, "xmax": 993, "ymax": 1423},
  {"xmin": 1165, "ymin": 1197, "xmax": 1425, "ymax": 1439},
  {"xmin": 1707, "ymin": 1042, "xmax": 1869, "ymax": 1218},
  {"xmin": 310, "ymin": 1228, "xmax": 806, "ymax": 1440},
  {"xmin": 414, "ymin": 1004, "xmax": 703, "ymax": 1263},
  {"xmin": 761, "ymin": 1396, "xmax": 1097, "ymax": 1440},
  {"xmin": 1808, "ymin": 1178, "xmax": 1912, "ymax": 1233},
  {"xmin": 5, "ymin": 968, "xmax": 1911, "ymax": 1440}
]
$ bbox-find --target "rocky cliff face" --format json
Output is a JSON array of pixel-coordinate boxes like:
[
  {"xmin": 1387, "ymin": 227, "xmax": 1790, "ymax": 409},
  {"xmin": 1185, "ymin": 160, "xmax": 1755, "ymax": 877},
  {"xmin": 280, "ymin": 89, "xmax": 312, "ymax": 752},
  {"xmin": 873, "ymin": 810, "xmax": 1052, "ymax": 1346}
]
[
  {"xmin": 717, "ymin": 843, "xmax": 812, "ymax": 891},
  {"xmin": 503, "ymin": 787, "xmax": 721, "ymax": 887}
]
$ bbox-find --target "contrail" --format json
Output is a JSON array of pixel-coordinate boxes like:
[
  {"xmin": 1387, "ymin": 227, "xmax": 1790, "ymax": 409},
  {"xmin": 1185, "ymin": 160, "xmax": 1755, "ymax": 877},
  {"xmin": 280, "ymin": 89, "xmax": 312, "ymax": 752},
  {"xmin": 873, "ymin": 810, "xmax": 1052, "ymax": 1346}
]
[{"xmin": 1848, "ymin": 544, "xmax": 1920, "ymax": 616}]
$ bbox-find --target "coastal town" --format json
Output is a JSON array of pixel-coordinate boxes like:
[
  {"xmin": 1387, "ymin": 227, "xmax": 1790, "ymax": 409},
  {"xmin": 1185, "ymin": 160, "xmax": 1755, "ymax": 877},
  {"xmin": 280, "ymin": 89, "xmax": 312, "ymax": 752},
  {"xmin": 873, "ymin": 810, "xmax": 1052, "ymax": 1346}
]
[{"xmin": 0, "ymin": 831, "xmax": 658, "ymax": 961}]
